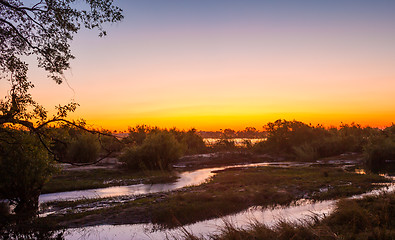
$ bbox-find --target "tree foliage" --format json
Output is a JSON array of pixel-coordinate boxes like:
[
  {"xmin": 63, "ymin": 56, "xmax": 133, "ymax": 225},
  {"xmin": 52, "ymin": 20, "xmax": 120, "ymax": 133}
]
[
  {"xmin": 0, "ymin": 0, "xmax": 123, "ymax": 131},
  {"xmin": 0, "ymin": 128, "xmax": 56, "ymax": 217},
  {"xmin": 0, "ymin": 0, "xmax": 123, "ymax": 216},
  {"xmin": 364, "ymin": 124, "xmax": 395, "ymax": 172},
  {"xmin": 0, "ymin": 0, "xmax": 123, "ymax": 82}
]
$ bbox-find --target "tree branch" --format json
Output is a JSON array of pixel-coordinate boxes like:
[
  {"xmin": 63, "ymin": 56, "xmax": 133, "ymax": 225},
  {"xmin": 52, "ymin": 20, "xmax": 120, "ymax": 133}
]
[
  {"xmin": 0, "ymin": 0, "xmax": 47, "ymax": 13},
  {"xmin": 0, "ymin": 18, "xmax": 63, "ymax": 76},
  {"xmin": 1, "ymin": 116, "xmax": 122, "ymax": 166},
  {"xmin": 0, "ymin": 18, "xmax": 36, "ymax": 50}
]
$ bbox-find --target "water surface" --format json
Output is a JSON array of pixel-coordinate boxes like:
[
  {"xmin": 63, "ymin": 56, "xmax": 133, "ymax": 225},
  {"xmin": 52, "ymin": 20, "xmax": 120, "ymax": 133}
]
[
  {"xmin": 40, "ymin": 162, "xmax": 273, "ymax": 203},
  {"xmin": 64, "ymin": 183, "xmax": 395, "ymax": 240}
]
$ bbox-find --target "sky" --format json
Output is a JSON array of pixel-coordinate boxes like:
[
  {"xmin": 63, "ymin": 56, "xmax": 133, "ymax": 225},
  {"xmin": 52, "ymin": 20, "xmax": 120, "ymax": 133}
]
[{"xmin": 9, "ymin": 0, "xmax": 395, "ymax": 131}]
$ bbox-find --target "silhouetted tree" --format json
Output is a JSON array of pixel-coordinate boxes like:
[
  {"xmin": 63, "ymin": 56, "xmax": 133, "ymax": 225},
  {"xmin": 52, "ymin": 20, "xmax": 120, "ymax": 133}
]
[
  {"xmin": 0, "ymin": 0, "xmax": 123, "ymax": 216},
  {"xmin": 0, "ymin": 129, "xmax": 56, "ymax": 217}
]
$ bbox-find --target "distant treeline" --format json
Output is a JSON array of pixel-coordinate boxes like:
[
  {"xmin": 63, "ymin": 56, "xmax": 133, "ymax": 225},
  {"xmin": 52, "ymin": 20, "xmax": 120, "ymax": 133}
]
[
  {"xmin": 198, "ymin": 127, "xmax": 266, "ymax": 139},
  {"xmin": 253, "ymin": 119, "xmax": 395, "ymax": 171}
]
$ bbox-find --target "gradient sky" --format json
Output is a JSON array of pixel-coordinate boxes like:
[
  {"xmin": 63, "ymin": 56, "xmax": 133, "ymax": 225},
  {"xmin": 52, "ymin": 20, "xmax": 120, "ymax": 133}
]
[{"xmin": 8, "ymin": 0, "xmax": 395, "ymax": 131}]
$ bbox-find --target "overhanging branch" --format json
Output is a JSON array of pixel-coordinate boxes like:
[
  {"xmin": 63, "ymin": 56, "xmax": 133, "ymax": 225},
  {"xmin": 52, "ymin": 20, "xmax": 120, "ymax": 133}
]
[{"xmin": 1, "ymin": 116, "xmax": 122, "ymax": 166}]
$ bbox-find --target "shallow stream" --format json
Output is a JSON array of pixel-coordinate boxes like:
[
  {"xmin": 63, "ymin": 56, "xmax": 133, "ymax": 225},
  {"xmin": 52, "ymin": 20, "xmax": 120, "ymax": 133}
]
[
  {"xmin": 64, "ymin": 183, "xmax": 395, "ymax": 240},
  {"xmin": 40, "ymin": 162, "xmax": 307, "ymax": 203},
  {"xmin": 39, "ymin": 159, "xmax": 394, "ymax": 240}
]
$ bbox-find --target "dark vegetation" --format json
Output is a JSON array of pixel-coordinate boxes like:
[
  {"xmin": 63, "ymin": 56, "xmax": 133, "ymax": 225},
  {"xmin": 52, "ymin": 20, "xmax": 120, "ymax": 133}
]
[
  {"xmin": 49, "ymin": 125, "xmax": 122, "ymax": 163},
  {"xmin": 0, "ymin": 128, "xmax": 56, "ymax": 217},
  {"xmin": 121, "ymin": 130, "xmax": 184, "ymax": 171},
  {"xmin": 198, "ymin": 127, "xmax": 266, "ymax": 139},
  {"xmin": 123, "ymin": 125, "xmax": 206, "ymax": 155},
  {"xmin": 253, "ymin": 120, "xmax": 395, "ymax": 172},
  {"xmin": 0, "ymin": 220, "xmax": 64, "ymax": 240},
  {"xmin": 364, "ymin": 124, "xmax": 395, "ymax": 172},
  {"xmin": 119, "ymin": 126, "xmax": 206, "ymax": 170},
  {"xmin": 253, "ymin": 120, "xmax": 374, "ymax": 159}
]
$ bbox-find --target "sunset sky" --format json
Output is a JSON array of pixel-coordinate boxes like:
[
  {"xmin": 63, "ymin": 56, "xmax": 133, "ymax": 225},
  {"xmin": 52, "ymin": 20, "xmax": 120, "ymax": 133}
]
[{"xmin": 12, "ymin": 0, "xmax": 395, "ymax": 131}]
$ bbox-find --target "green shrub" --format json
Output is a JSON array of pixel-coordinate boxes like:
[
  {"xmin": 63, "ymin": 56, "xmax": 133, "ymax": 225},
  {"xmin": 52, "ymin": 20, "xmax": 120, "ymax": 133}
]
[
  {"xmin": 0, "ymin": 130, "xmax": 57, "ymax": 217},
  {"xmin": 124, "ymin": 126, "xmax": 206, "ymax": 155},
  {"xmin": 254, "ymin": 119, "xmax": 380, "ymax": 161},
  {"xmin": 123, "ymin": 125, "xmax": 160, "ymax": 145},
  {"xmin": 65, "ymin": 133, "xmax": 100, "ymax": 163},
  {"xmin": 100, "ymin": 134, "xmax": 124, "ymax": 153},
  {"xmin": 180, "ymin": 129, "xmax": 206, "ymax": 154},
  {"xmin": 119, "ymin": 131, "xmax": 185, "ymax": 171},
  {"xmin": 364, "ymin": 136, "xmax": 395, "ymax": 172}
]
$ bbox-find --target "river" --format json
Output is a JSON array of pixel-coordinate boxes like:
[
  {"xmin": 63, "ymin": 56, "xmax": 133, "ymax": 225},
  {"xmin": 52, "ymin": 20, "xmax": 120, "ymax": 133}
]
[
  {"xmin": 38, "ymin": 160, "xmax": 394, "ymax": 239},
  {"xmin": 63, "ymin": 183, "xmax": 395, "ymax": 240}
]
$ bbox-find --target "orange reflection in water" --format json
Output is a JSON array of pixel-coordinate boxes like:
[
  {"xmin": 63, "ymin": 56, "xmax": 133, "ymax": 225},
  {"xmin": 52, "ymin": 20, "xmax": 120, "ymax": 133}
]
[{"xmin": 354, "ymin": 169, "xmax": 366, "ymax": 175}]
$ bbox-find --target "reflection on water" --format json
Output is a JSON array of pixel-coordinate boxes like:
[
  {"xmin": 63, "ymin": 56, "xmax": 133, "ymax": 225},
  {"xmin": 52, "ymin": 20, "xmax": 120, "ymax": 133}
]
[
  {"xmin": 37, "ymin": 160, "xmax": 395, "ymax": 239},
  {"xmin": 39, "ymin": 168, "xmax": 215, "ymax": 203},
  {"xmin": 63, "ymin": 183, "xmax": 395, "ymax": 240},
  {"xmin": 203, "ymin": 138, "xmax": 265, "ymax": 146},
  {"xmin": 355, "ymin": 168, "xmax": 366, "ymax": 174},
  {"xmin": 61, "ymin": 166, "xmax": 395, "ymax": 240},
  {"xmin": 64, "ymin": 200, "xmax": 336, "ymax": 240},
  {"xmin": 0, "ymin": 222, "xmax": 65, "ymax": 240},
  {"xmin": 39, "ymin": 163, "xmax": 272, "ymax": 203}
]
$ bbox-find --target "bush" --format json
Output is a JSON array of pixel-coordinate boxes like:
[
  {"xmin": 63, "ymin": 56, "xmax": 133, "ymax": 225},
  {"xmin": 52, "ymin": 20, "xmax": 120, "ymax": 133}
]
[
  {"xmin": 364, "ymin": 136, "xmax": 395, "ymax": 172},
  {"xmin": 254, "ymin": 119, "xmax": 380, "ymax": 161},
  {"xmin": 100, "ymin": 133, "xmax": 124, "ymax": 153},
  {"xmin": 123, "ymin": 125, "xmax": 160, "ymax": 145},
  {"xmin": 0, "ymin": 201, "xmax": 10, "ymax": 218},
  {"xmin": 65, "ymin": 133, "xmax": 100, "ymax": 163},
  {"xmin": 119, "ymin": 131, "xmax": 185, "ymax": 171},
  {"xmin": 0, "ymin": 130, "xmax": 57, "ymax": 217},
  {"xmin": 255, "ymin": 120, "xmax": 327, "ymax": 154},
  {"xmin": 124, "ymin": 126, "xmax": 206, "ymax": 155},
  {"xmin": 180, "ymin": 129, "xmax": 206, "ymax": 154},
  {"xmin": 293, "ymin": 143, "xmax": 318, "ymax": 161}
]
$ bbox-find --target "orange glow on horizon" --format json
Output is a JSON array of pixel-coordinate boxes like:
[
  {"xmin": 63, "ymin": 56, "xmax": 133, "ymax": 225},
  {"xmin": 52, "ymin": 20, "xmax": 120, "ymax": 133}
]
[{"xmin": 73, "ymin": 111, "xmax": 395, "ymax": 132}]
